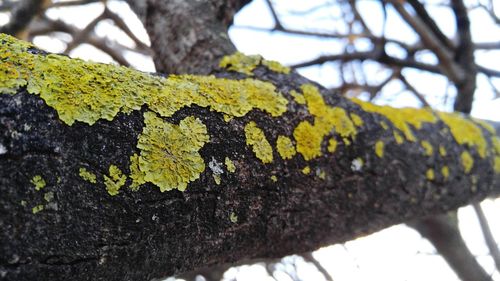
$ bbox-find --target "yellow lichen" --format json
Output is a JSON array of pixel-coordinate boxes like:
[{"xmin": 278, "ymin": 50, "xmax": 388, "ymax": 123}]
[
  {"xmin": 460, "ymin": 151, "xmax": 474, "ymax": 174},
  {"xmin": 129, "ymin": 153, "xmax": 146, "ymax": 191},
  {"xmin": 327, "ymin": 139, "xmax": 338, "ymax": 153},
  {"xmin": 473, "ymin": 118, "xmax": 496, "ymax": 135},
  {"xmin": 230, "ymin": 212, "xmax": 238, "ymax": 223},
  {"xmin": 103, "ymin": 165, "xmax": 126, "ymax": 196},
  {"xmin": 380, "ymin": 121, "xmax": 389, "ymax": 130},
  {"xmin": 439, "ymin": 145, "xmax": 447, "ymax": 157},
  {"xmin": 290, "ymin": 90, "xmax": 306, "ymax": 104},
  {"xmin": 318, "ymin": 170, "xmax": 326, "ymax": 180},
  {"xmin": 352, "ymin": 98, "xmax": 437, "ymax": 142},
  {"xmin": 302, "ymin": 166, "xmax": 311, "ymax": 174},
  {"xmin": 294, "ymin": 84, "xmax": 357, "ymax": 160},
  {"xmin": 225, "ymin": 157, "xmax": 236, "ymax": 173},
  {"xmin": 438, "ymin": 112, "xmax": 488, "ymax": 158},
  {"xmin": 270, "ymin": 175, "xmax": 277, "ymax": 182},
  {"xmin": 31, "ymin": 175, "xmax": 46, "ymax": 191},
  {"xmin": 441, "ymin": 166, "xmax": 449, "ymax": 180},
  {"xmin": 375, "ymin": 140, "xmax": 384, "ymax": 158},
  {"xmin": 420, "ymin": 140, "xmax": 434, "ymax": 156},
  {"xmin": 393, "ymin": 132, "xmax": 404, "ymax": 144},
  {"xmin": 493, "ymin": 137, "xmax": 500, "ymax": 174},
  {"xmin": 44, "ymin": 191, "xmax": 54, "ymax": 202},
  {"xmin": 0, "ymin": 34, "xmax": 288, "ymax": 126},
  {"xmin": 135, "ymin": 112, "xmax": 209, "ymax": 192},
  {"xmin": 244, "ymin": 121, "xmax": 273, "ymax": 164},
  {"xmin": 276, "ymin": 135, "xmax": 296, "ymax": 160},
  {"xmin": 219, "ymin": 52, "xmax": 290, "ymax": 75},
  {"xmin": 32, "ymin": 204, "xmax": 44, "ymax": 214},
  {"xmin": 79, "ymin": 167, "xmax": 97, "ymax": 184},
  {"xmin": 426, "ymin": 169, "xmax": 435, "ymax": 181},
  {"xmin": 213, "ymin": 174, "xmax": 221, "ymax": 185},
  {"xmin": 350, "ymin": 113, "xmax": 364, "ymax": 127}
]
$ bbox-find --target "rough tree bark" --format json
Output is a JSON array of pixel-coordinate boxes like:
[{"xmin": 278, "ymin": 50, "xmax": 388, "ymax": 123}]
[
  {"xmin": 0, "ymin": 34, "xmax": 499, "ymax": 281},
  {"xmin": 125, "ymin": 0, "xmax": 250, "ymax": 75}
]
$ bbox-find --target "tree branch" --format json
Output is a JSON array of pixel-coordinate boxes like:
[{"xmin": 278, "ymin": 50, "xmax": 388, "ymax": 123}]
[{"xmin": 0, "ymin": 35, "xmax": 499, "ymax": 281}]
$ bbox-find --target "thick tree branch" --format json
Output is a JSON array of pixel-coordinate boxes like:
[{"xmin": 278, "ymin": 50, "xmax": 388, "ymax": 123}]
[
  {"xmin": 125, "ymin": 0, "xmax": 250, "ymax": 74},
  {"xmin": 0, "ymin": 35, "xmax": 499, "ymax": 281}
]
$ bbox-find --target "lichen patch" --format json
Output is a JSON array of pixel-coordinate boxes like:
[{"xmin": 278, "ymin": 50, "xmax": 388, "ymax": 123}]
[
  {"xmin": 244, "ymin": 121, "xmax": 273, "ymax": 164},
  {"xmin": 136, "ymin": 112, "xmax": 209, "ymax": 192}
]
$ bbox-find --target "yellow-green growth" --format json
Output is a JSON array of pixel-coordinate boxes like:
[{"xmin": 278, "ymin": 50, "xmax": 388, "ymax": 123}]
[
  {"xmin": 460, "ymin": 151, "xmax": 474, "ymax": 174},
  {"xmin": 129, "ymin": 153, "xmax": 146, "ymax": 191},
  {"xmin": 244, "ymin": 121, "xmax": 273, "ymax": 164},
  {"xmin": 294, "ymin": 84, "xmax": 357, "ymax": 160},
  {"xmin": 44, "ymin": 191, "xmax": 54, "ymax": 202},
  {"xmin": 375, "ymin": 141, "xmax": 384, "ymax": 158},
  {"xmin": 393, "ymin": 132, "xmax": 404, "ymax": 144},
  {"xmin": 79, "ymin": 167, "xmax": 97, "ymax": 184},
  {"xmin": 439, "ymin": 145, "xmax": 447, "ymax": 157},
  {"xmin": 302, "ymin": 166, "xmax": 311, "ymax": 175},
  {"xmin": 493, "ymin": 137, "xmax": 500, "ymax": 174},
  {"xmin": 473, "ymin": 118, "xmax": 496, "ymax": 135},
  {"xmin": 318, "ymin": 170, "xmax": 326, "ymax": 180},
  {"xmin": 426, "ymin": 169, "xmax": 435, "ymax": 181},
  {"xmin": 31, "ymin": 175, "xmax": 46, "ymax": 191},
  {"xmin": 438, "ymin": 112, "xmax": 488, "ymax": 158},
  {"xmin": 350, "ymin": 113, "xmax": 364, "ymax": 127},
  {"xmin": 213, "ymin": 174, "xmax": 221, "ymax": 185},
  {"xmin": 441, "ymin": 166, "xmax": 449, "ymax": 180},
  {"xmin": 276, "ymin": 135, "xmax": 296, "ymax": 160},
  {"xmin": 380, "ymin": 121, "xmax": 389, "ymax": 130},
  {"xmin": 270, "ymin": 175, "xmax": 277, "ymax": 182},
  {"xmin": 328, "ymin": 139, "xmax": 338, "ymax": 153},
  {"xmin": 290, "ymin": 90, "xmax": 306, "ymax": 104},
  {"xmin": 219, "ymin": 52, "xmax": 290, "ymax": 75},
  {"xmin": 352, "ymin": 98, "xmax": 437, "ymax": 142},
  {"xmin": 230, "ymin": 212, "xmax": 238, "ymax": 223},
  {"xmin": 136, "ymin": 112, "xmax": 209, "ymax": 192},
  {"xmin": 0, "ymin": 35, "xmax": 288, "ymax": 126},
  {"xmin": 32, "ymin": 204, "xmax": 44, "ymax": 214},
  {"xmin": 225, "ymin": 157, "xmax": 236, "ymax": 173},
  {"xmin": 420, "ymin": 140, "xmax": 434, "ymax": 156},
  {"xmin": 104, "ymin": 165, "xmax": 127, "ymax": 196}
]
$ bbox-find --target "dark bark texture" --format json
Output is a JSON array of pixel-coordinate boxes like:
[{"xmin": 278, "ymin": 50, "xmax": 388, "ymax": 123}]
[
  {"xmin": 0, "ymin": 38, "xmax": 499, "ymax": 281},
  {"xmin": 125, "ymin": 0, "xmax": 250, "ymax": 75}
]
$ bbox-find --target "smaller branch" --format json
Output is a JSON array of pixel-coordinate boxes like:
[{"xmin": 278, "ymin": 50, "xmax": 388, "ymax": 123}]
[
  {"xmin": 64, "ymin": 10, "xmax": 107, "ymax": 53},
  {"xmin": 473, "ymin": 203, "xmax": 500, "ymax": 271},
  {"xmin": 264, "ymin": 0, "xmax": 284, "ymax": 30},
  {"xmin": 477, "ymin": 65, "xmax": 500, "ymax": 77},
  {"xmin": 389, "ymin": 0, "xmax": 465, "ymax": 83},
  {"xmin": 406, "ymin": 0, "xmax": 455, "ymax": 50},
  {"xmin": 475, "ymin": 42, "xmax": 500, "ymax": 50},
  {"xmin": 0, "ymin": 0, "xmax": 48, "ymax": 37},
  {"xmin": 398, "ymin": 73, "xmax": 431, "ymax": 107},
  {"xmin": 102, "ymin": 7, "xmax": 151, "ymax": 52},
  {"xmin": 301, "ymin": 252, "xmax": 334, "ymax": 281},
  {"xmin": 291, "ymin": 51, "xmax": 442, "ymax": 75}
]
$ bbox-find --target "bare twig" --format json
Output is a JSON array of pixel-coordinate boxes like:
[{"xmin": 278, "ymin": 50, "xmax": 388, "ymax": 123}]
[
  {"xmin": 0, "ymin": 0, "xmax": 48, "ymax": 37},
  {"xmin": 473, "ymin": 203, "xmax": 500, "ymax": 271},
  {"xmin": 301, "ymin": 252, "xmax": 334, "ymax": 281},
  {"xmin": 389, "ymin": 0, "xmax": 465, "ymax": 84}
]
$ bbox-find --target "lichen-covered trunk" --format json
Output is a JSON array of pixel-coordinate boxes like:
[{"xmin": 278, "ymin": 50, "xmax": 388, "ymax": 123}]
[{"xmin": 0, "ymin": 35, "xmax": 499, "ymax": 281}]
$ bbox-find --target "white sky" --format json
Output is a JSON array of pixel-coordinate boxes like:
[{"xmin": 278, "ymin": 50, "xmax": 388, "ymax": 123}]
[{"xmin": 1, "ymin": 1, "xmax": 499, "ymax": 280}]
